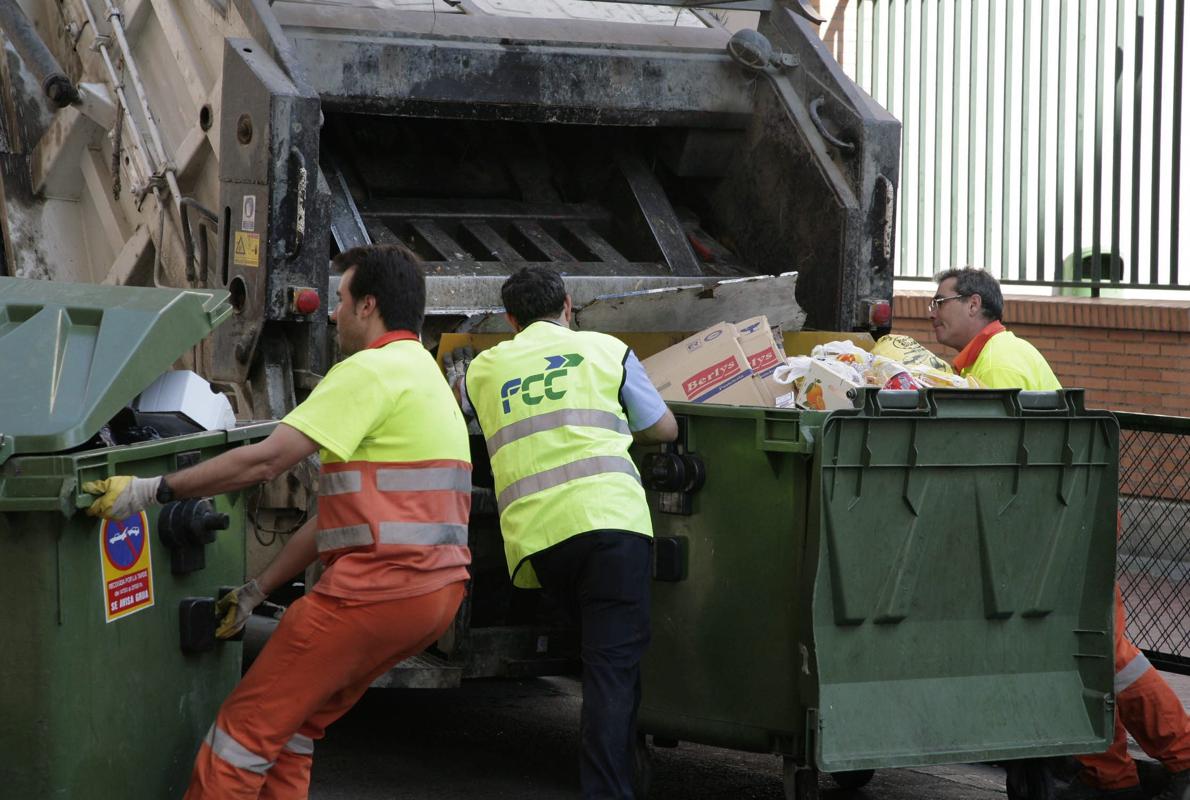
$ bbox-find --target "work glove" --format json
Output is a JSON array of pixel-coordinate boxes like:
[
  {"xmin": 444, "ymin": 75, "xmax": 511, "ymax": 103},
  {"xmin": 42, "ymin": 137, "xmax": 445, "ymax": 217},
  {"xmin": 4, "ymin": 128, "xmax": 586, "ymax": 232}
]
[
  {"xmin": 215, "ymin": 579, "xmax": 267, "ymax": 639},
  {"xmin": 443, "ymin": 346, "xmax": 483, "ymax": 434},
  {"xmin": 82, "ymin": 475, "xmax": 162, "ymax": 519},
  {"xmin": 442, "ymin": 345, "xmax": 475, "ymax": 394}
]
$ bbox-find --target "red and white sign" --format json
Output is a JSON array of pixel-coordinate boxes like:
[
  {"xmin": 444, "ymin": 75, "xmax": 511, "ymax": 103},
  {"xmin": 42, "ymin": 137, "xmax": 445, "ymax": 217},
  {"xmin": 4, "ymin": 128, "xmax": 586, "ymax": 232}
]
[{"xmin": 99, "ymin": 511, "xmax": 155, "ymax": 623}]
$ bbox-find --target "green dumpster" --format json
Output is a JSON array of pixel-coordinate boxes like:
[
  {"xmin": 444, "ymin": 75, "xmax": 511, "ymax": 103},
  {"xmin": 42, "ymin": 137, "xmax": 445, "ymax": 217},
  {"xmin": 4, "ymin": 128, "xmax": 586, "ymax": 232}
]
[
  {"xmin": 639, "ymin": 388, "xmax": 1118, "ymax": 797},
  {"xmin": 0, "ymin": 277, "xmax": 271, "ymax": 799}
]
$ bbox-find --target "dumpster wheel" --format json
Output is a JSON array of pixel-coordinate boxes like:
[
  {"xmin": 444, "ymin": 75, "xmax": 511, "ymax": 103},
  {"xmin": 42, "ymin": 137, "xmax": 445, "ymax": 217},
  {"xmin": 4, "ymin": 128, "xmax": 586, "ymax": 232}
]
[
  {"xmin": 1004, "ymin": 758, "xmax": 1057, "ymax": 800},
  {"xmin": 782, "ymin": 758, "xmax": 819, "ymax": 800},
  {"xmin": 829, "ymin": 769, "xmax": 875, "ymax": 790}
]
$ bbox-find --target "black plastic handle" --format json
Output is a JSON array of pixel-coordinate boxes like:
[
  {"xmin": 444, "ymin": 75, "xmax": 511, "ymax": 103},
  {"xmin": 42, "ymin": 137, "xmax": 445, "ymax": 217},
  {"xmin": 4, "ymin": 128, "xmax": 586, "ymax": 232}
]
[{"xmin": 809, "ymin": 97, "xmax": 856, "ymax": 152}]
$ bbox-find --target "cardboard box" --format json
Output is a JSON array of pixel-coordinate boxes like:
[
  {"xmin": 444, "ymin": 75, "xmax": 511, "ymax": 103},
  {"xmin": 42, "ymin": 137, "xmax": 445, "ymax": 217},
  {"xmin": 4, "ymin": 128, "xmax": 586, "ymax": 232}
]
[
  {"xmin": 735, "ymin": 315, "xmax": 795, "ymax": 407},
  {"xmin": 642, "ymin": 322, "xmax": 770, "ymax": 406}
]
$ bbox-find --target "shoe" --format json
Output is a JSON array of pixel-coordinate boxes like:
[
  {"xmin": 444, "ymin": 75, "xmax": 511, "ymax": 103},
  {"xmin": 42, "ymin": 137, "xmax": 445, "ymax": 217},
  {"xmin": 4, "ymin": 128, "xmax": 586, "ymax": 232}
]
[
  {"xmin": 1055, "ymin": 774, "xmax": 1145, "ymax": 800},
  {"xmin": 1137, "ymin": 759, "xmax": 1172, "ymax": 797},
  {"xmin": 1153, "ymin": 770, "xmax": 1190, "ymax": 800}
]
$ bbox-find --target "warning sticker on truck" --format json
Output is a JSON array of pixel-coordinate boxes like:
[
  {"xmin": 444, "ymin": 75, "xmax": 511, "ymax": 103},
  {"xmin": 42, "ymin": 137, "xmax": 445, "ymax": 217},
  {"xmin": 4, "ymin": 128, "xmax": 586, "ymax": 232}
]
[
  {"xmin": 233, "ymin": 231, "xmax": 260, "ymax": 267},
  {"xmin": 241, "ymin": 194, "xmax": 257, "ymax": 232},
  {"xmin": 99, "ymin": 512, "xmax": 155, "ymax": 623}
]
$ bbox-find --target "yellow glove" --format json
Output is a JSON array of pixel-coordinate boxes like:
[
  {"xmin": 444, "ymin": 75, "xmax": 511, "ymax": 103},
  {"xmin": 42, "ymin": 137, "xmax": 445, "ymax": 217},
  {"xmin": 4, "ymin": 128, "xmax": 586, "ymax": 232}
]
[
  {"xmin": 215, "ymin": 579, "xmax": 267, "ymax": 639},
  {"xmin": 82, "ymin": 476, "xmax": 162, "ymax": 519}
]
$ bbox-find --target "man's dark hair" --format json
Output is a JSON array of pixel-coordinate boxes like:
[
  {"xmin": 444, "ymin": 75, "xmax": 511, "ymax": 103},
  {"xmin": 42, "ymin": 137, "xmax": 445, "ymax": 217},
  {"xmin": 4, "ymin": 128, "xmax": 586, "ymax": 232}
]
[
  {"xmin": 501, "ymin": 266, "xmax": 567, "ymax": 324},
  {"xmin": 934, "ymin": 267, "xmax": 1004, "ymax": 321},
  {"xmin": 333, "ymin": 244, "xmax": 426, "ymax": 333}
]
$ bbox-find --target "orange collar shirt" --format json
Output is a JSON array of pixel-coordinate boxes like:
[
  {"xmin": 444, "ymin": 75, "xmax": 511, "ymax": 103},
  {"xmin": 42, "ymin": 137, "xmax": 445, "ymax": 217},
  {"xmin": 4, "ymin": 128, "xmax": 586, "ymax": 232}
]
[
  {"xmin": 282, "ymin": 332, "xmax": 473, "ymax": 601},
  {"xmin": 953, "ymin": 321, "xmax": 1062, "ymax": 391}
]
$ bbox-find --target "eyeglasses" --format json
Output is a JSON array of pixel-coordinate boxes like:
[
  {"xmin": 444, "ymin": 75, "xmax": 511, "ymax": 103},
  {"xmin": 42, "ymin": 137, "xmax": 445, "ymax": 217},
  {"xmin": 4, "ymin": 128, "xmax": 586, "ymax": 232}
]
[{"xmin": 928, "ymin": 293, "xmax": 969, "ymax": 312}]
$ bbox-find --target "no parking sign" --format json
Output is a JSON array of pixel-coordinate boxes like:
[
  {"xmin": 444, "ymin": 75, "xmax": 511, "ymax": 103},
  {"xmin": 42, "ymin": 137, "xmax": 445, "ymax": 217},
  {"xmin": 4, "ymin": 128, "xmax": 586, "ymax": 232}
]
[{"xmin": 98, "ymin": 511, "xmax": 155, "ymax": 623}]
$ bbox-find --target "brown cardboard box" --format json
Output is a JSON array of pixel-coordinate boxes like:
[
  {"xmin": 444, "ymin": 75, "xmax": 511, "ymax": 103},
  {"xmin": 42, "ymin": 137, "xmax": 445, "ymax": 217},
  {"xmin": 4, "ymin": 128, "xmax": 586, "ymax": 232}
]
[
  {"xmin": 641, "ymin": 322, "xmax": 770, "ymax": 406},
  {"xmin": 735, "ymin": 315, "xmax": 796, "ymax": 407}
]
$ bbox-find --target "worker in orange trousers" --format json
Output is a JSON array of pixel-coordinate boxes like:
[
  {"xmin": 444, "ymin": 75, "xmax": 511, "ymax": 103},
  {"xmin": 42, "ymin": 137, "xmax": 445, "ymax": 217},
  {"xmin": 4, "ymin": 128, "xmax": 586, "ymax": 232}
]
[
  {"xmin": 86, "ymin": 246, "xmax": 472, "ymax": 799},
  {"xmin": 929, "ymin": 268, "xmax": 1190, "ymax": 800}
]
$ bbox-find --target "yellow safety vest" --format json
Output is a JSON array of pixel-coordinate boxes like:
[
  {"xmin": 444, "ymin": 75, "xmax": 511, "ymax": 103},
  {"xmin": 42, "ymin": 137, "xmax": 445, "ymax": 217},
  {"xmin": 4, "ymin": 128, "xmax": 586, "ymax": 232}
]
[
  {"xmin": 283, "ymin": 332, "xmax": 472, "ymax": 600},
  {"xmin": 466, "ymin": 321, "xmax": 652, "ymax": 588},
  {"xmin": 963, "ymin": 331, "xmax": 1062, "ymax": 390}
]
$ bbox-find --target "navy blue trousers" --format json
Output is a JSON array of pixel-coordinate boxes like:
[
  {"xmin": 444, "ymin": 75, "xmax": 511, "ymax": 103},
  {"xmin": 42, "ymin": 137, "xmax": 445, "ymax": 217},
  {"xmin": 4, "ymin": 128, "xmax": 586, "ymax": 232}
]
[{"xmin": 531, "ymin": 530, "xmax": 652, "ymax": 800}]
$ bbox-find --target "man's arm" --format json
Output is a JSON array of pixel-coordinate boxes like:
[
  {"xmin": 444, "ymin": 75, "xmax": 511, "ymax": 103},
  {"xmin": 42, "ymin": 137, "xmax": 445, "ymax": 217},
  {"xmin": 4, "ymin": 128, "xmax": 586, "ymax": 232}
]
[
  {"xmin": 165, "ymin": 423, "xmax": 319, "ymax": 498},
  {"xmin": 620, "ymin": 351, "xmax": 678, "ymax": 445},
  {"xmin": 85, "ymin": 423, "xmax": 319, "ymax": 518},
  {"xmin": 632, "ymin": 408, "xmax": 678, "ymax": 445},
  {"xmin": 216, "ymin": 513, "xmax": 321, "ymax": 638},
  {"xmin": 255, "ymin": 514, "xmax": 320, "ymax": 595}
]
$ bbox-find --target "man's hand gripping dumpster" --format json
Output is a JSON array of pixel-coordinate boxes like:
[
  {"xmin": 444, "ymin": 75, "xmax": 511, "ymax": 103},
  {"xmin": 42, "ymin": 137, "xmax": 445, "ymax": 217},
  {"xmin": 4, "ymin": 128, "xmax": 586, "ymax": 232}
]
[
  {"xmin": 215, "ymin": 580, "xmax": 268, "ymax": 639},
  {"xmin": 84, "ymin": 475, "xmax": 163, "ymax": 520},
  {"xmin": 85, "ymin": 244, "xmax": 474, "ymax": 800}
]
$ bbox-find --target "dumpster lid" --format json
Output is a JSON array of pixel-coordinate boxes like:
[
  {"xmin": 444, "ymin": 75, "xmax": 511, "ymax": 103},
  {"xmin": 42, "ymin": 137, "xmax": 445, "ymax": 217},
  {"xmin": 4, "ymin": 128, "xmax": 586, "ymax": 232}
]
[
  {"xmin": 0, "ymin": 277, "xmax": 232, "ymax": 460},
  {"xmin": 809, "ymin": 389, "xmax": 1119, "ymax": 771}
]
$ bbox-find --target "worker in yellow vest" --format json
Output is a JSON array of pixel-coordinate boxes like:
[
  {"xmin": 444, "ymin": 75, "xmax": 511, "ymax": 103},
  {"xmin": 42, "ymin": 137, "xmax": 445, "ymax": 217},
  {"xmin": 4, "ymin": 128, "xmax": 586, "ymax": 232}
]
[
  {"xmin": 456, "ymin": 266, "xmax": 676, "ymax": 799},
  {"xmin": 928, "ymin": 267, "xmax": 1060, "ymax": 389},
  {"xmin": 86, "ymin": 246, "xmax": 472, "ymax": 799},
  {"xmin": 930, "ymin": 267, "xmax": 1190, "ymax": 800}
]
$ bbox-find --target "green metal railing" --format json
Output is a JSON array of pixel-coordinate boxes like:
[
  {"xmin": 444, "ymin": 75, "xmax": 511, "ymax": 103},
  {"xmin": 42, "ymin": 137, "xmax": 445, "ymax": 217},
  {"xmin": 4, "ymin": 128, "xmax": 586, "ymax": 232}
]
[
  {"xmin": 1116, "ymin": 412, "xmax": 1189, "ymax": 673},
  {"xmin": 844, "ymin": 1, "xmax": 1187, "ymax": 292}
]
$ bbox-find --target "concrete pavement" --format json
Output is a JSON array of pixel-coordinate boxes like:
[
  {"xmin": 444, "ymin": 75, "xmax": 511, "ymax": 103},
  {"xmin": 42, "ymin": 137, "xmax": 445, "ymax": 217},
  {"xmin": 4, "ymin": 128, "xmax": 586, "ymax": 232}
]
[{"xmin": 306, "ymin": 671, "xmax": 1190, "ymax": 798}]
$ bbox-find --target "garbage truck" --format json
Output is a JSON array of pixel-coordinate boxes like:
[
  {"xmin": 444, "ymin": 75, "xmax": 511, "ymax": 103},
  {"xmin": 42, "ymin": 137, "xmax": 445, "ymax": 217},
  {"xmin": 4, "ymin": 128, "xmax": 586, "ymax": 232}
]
[
  {"xmin": 0, "ymin": 1, "xmax": 1119, "ymax": 799},
  {"xmin": 0, "ymin": 0, "xmax": 900, "ymax": 677},
  {"xmin": 0, "ymin": 0, "xmax": 899, "ymax": 578},
  {"xmin": 0, "ymin": 0, "xmax": 898, "ymax": 398}
]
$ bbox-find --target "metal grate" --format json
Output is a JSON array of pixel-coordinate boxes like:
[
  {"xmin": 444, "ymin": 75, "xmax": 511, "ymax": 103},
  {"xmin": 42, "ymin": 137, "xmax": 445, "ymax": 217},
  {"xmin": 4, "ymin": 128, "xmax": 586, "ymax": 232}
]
[
  {"xmin": 839, "ymin": 1, "xmax": 1188, "ymax": 292},
  {"xmin": 1117, "ymin": 412, "xmax": 1190, "ymax": 673}
]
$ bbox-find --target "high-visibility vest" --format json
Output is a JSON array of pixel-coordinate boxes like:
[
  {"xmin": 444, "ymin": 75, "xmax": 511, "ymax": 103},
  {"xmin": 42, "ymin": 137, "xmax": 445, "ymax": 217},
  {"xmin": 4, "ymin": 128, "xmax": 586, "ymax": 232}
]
[
  {"xmin": 466, "ymin": 321, "xmax": 652, "ymax": 588},
  {"xmin": 960, "ymin": 328, "xmax": 1062, "ymax": 390},
  {"xmin": 317, "ymin": 459, "xmax": 472, "ymax": 556},
  {"xmin": 298, "ymin": 332, "xmax": 472, "ymax": 599}
]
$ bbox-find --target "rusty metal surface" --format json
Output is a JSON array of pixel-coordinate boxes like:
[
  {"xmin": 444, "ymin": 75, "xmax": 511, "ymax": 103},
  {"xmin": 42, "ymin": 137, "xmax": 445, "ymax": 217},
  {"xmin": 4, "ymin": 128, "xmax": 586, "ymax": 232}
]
[
  {"xmin": 287, "ymin": 34, "xmax": 753, "ymax": 126},
  {"xmin": 573, "ymin": 272, "xmax": 806, "ymax": 332}
]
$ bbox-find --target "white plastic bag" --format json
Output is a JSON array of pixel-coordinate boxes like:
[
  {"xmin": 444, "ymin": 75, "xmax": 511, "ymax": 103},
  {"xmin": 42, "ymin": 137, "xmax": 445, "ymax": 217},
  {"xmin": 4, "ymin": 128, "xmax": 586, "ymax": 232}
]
[{"xmin": 809, "ymin": 340, "xmax": 873, "ymax": 370}]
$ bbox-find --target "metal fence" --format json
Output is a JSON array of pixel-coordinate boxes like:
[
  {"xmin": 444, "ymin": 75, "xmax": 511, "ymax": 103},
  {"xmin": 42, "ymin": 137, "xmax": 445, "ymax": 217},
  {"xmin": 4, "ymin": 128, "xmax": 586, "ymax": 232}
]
[
  {"xmin": 838, "ymin": 0, "xmax": 1188, "ymax": 292},
  {"xmin": 1117, "ymin": 412, "xmax": 1190, "ymax": 673}
]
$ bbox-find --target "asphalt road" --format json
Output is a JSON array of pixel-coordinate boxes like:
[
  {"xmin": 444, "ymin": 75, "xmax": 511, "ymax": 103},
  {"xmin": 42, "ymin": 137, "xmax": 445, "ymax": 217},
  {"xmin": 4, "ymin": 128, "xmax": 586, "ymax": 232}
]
[{"xmin": 308, "ymin": 676, "xmax": 1016, "ymax": 799}]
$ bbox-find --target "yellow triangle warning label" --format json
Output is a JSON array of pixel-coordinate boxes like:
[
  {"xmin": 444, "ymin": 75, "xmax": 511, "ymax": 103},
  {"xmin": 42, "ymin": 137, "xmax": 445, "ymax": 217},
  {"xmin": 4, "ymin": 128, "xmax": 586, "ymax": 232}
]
[{"xmin": 233, "ymin": 231, "xmax": 260, "ymax": 267}]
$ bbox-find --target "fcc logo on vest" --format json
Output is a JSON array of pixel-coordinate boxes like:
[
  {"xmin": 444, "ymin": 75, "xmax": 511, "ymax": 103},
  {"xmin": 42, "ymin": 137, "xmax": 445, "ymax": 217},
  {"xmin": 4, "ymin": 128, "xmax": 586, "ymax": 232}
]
[{"xmin": 500, "ymin": 353, "xmax": 585, "ymax": 413}]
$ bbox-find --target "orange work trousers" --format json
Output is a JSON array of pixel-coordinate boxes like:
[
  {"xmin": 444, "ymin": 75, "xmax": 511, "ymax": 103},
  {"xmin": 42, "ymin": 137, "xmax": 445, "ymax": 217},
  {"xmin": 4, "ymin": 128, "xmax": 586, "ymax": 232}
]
[
  {"xmin": 1078, "ymin": 585, "xmax": 1190, "ymax": 790},
  {"xmin": 183, "ymin": 581, "xmax": 465, "ymax": 800}
]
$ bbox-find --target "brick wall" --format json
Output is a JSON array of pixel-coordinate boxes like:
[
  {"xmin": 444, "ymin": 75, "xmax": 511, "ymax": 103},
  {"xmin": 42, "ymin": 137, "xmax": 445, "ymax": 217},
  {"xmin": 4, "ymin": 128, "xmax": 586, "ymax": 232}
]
[{"xmin": 893, "ymin": 292, "xmax": 1190, "ymax": 416}]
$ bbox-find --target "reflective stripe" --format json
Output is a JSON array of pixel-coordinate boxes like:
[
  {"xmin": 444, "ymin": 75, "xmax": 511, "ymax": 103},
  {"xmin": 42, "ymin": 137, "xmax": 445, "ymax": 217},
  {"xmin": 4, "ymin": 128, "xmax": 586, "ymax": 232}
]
[
  {"xmin": 285, "ymin": 733, "xmax": 315, "ymax": 756},
  {"xmin": 320, "ymin": 470, "xmax": 361, "ymax": 496},
  {"xmin": 206, "ymin": 724, "xmax": 274, "ymax": 775},
  {"xmin": 497, "ymin": 455, "xmax": 639, "ymax": 510},
  {"xmin": 1116, "ymin": 652, "xmax": 1153, "ymax": 693},
  {"xmin": 378, "ymin": 522, "xmax": 468, "ymax": 547},
  {"xmin": 316, "ymin": 524, "xmax": 373, "ymax": 552},
  {"xmin": 376, "ymin": 467, "xmax": 471, "ymax": 493},
  {"xmin": 485, "ymin": 409, "xmax": 631, "ymax": 457}
]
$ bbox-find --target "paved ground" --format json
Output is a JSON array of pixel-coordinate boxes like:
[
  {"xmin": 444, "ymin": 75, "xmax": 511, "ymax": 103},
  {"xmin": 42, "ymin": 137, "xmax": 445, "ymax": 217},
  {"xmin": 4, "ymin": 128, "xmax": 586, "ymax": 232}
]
[{"xmin": 307, "ymin": 672, "xmax": 1190, "ymax": 799}]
